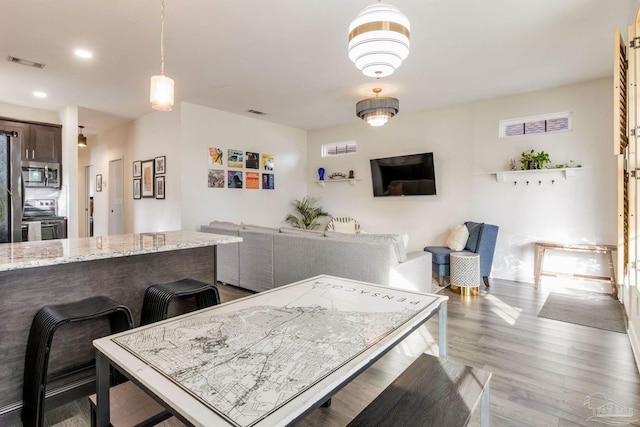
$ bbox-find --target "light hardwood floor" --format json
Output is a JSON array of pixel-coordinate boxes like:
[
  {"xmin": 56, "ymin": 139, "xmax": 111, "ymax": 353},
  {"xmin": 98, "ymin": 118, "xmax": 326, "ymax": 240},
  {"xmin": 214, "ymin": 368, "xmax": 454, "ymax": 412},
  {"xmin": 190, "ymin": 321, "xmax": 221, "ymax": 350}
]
[{"xmin": 14, "ymin": 279, "xmax": 640, "ymax": 427}]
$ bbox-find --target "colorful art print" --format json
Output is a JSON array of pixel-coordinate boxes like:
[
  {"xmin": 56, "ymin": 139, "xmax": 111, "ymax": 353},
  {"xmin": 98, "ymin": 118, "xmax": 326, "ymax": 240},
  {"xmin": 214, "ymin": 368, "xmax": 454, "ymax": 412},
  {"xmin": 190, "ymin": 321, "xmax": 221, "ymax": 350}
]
[
  {"xmin": 246, "ymin": 172, "xmax": 259, "ymax": 189},
  {"xmin": 245, "ymin": 152, "xmax": 259, "ymax": 169},
  {"xmin": 262, "ymin": 153, "xmax": 274, "ymax": 170},
  {"xmin": 208, "ymin": 169, "xmax": 225, "ymax": 188},
  {"xmin": 209, "ymin": 147, "xmax": 224, "ymax": 166},
  {"xmin": 262, "ymin": 173, "xmax": 274, "ymax": 190},
  {"xmin": 228, "ymin": 149, "xmax": 243, "ymax": 168},
  {"xmin": 228, "ymin": 171, "xmax": 243, "ymax": 189}
]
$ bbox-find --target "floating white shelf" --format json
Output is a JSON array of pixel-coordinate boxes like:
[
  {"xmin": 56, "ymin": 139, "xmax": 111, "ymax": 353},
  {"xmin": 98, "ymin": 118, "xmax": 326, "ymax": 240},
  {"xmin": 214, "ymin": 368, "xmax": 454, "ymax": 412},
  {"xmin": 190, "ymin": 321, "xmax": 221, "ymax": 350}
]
[
  {"xmin": 316, "ymin": 178, "xmax": 361, "ymax": 187},
  {"xmin": 489, "ymin": 167, "xmax": 584, "ymax": 182}
]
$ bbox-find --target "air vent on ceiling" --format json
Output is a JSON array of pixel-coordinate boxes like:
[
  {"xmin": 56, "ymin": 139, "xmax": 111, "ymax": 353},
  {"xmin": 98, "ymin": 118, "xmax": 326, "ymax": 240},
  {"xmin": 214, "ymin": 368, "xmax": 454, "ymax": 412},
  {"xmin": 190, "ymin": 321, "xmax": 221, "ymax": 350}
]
[
  {"xmin": 246, "ymin": 109, "xmax": 267, "ymax": 116},
  {"xmin": 7, "ymin": 56, "xmax": 45, "ymax": 69}
]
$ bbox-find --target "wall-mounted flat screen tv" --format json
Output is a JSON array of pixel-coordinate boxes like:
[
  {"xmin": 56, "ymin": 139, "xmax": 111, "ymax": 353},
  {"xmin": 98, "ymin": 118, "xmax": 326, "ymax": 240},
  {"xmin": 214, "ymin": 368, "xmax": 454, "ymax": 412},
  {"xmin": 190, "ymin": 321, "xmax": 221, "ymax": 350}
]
[{"xmin": 370, "ymin": 152, "xmax": 436, "ymax": 197}]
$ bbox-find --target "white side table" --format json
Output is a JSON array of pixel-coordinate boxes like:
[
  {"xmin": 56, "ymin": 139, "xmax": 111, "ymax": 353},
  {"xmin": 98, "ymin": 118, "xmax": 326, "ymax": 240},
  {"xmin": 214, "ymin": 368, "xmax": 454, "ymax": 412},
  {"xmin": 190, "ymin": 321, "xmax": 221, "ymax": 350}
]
[{"xmin": 450, "ymin": 252, "xmax": 480, "ymax": 296}]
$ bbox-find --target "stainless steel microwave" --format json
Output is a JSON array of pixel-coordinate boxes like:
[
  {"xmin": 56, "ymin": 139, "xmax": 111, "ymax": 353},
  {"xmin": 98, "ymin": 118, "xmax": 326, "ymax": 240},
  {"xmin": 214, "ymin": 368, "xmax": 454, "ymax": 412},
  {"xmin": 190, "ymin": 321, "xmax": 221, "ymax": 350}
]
[{"xmin": 21, "ymin": 161, "xmax": 61, "ymax": 188}]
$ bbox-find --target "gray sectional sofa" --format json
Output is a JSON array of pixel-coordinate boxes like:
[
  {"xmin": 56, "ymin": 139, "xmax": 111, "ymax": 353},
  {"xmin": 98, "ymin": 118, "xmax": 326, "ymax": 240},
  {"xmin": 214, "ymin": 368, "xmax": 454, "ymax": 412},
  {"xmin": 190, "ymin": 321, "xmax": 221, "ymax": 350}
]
[{"xmin": 200, "ymin": 221, "xmax": 432, "ymax": 294}]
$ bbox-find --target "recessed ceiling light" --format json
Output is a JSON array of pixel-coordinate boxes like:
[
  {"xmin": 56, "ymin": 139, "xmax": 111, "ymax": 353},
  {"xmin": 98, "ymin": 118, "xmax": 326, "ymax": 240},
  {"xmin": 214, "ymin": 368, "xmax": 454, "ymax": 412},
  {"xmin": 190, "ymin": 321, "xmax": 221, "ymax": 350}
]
[
  {"xmin": 74, "ymin": 49, "xmax": 93, "ymax": 59},
  {"xmin": 33, "ymin": 91, "xmax": 47, "ymax": 99}
]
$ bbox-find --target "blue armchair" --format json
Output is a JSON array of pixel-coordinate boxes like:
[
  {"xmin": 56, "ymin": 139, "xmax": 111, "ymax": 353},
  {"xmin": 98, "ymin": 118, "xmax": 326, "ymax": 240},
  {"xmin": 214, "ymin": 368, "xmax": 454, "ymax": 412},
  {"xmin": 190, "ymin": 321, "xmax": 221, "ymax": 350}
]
[{"xmin": 424, "ymin": 222, "xmax": 499, "ymax": 287}]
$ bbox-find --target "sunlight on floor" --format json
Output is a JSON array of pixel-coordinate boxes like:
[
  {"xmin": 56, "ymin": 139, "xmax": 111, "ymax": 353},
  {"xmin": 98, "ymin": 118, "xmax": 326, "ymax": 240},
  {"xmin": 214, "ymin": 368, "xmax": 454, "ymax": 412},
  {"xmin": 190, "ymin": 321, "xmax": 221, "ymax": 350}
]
[{"xmin": 484, "ymin": 293, "xmax": 522, "ymax": 325}]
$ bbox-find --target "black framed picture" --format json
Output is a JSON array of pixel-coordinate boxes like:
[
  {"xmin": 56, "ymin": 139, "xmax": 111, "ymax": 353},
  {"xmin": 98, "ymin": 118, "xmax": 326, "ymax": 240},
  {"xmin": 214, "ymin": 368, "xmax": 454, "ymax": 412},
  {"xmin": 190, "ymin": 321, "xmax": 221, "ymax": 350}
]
[
  {"xmin": 141, "ymin": 159, "xmax": 155, "ymax": 198},
  {"xmin": 155, "ymin": 156, "xmax": 166, "ymax": 175},
  {"xmin": 133, "ymin": 160, "xmax": 142, "ymax": 178},
  {"xmin": 133, "ymin": 178, "xmax": 141, "ymax": 199},
  {"xmin": 155, "ymin": 176, "xmax": 165, "ymax": 199}
]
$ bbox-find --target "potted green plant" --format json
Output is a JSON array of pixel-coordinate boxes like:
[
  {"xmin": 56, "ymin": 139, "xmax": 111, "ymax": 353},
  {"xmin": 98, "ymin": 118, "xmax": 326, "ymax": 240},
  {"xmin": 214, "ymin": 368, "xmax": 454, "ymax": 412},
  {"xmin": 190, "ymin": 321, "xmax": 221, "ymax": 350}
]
[
  {"xmin": 520, "ymin": 150, "xmax": 551, "ymax": 170},
  {"xmin": 284, "ymin": 197, "xmax": 330, "ymax": 230}
]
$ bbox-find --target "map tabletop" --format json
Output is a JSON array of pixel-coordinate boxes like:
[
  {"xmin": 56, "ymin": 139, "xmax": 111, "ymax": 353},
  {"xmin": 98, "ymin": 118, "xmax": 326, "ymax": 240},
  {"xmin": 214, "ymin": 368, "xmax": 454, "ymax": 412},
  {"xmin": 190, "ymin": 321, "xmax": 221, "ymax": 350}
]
[{"xmin": 95, "ymin": 275, "xmax": 447, "ymax": 427}]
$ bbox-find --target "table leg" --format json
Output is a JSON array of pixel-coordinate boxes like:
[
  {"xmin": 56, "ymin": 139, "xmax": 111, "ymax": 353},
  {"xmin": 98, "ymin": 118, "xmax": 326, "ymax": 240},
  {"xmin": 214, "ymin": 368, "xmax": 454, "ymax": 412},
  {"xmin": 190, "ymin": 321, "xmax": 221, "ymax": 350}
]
[
  {"xmin": 95, "ymin": 351, "xmax": 111, "ymax": 427},
  {"xmin": 534, "ymin": 245, "xmax": 544, "ymax": 288},
  {"xmin": 321, "ymin": 398, "xmax": 332, "ymax": 407},
  {"xmin": 439, "ymin": 300, "xmax": 448, "ymax": 359},
  {"xmin": 481, "ymin": 381, "xmax": 490, "ymax": 427},
  {"xmin": 213, "ymin": 246, "xmax": 218, "ymax": 285},
  {"xmin": 607, "ymin": 249, "xmax": 618, "ymax": 298}
]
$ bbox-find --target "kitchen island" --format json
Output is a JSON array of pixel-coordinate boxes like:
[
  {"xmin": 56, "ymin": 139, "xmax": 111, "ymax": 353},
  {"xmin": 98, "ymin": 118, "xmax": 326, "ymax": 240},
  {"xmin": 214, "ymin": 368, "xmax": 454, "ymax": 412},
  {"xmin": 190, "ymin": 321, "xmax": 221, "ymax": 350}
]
[{"xmin": 0, "ymin": 230, "xmax": 241, "ymax": 423}]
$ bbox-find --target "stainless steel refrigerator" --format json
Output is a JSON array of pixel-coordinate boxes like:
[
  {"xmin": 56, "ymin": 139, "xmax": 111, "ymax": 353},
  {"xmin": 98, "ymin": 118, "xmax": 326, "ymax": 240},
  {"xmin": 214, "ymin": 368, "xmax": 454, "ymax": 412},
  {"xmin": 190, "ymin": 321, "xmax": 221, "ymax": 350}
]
[{"xmin": 0, "ymin": 131, "xmax": 23, "ymax": 243}]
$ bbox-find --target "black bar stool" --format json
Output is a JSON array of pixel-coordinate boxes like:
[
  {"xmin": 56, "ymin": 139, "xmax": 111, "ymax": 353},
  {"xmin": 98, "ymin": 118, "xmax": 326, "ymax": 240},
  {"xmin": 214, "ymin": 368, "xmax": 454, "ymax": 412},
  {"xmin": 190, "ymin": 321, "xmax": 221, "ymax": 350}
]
[
  {"xmin": 140, "ymin": 278, "xmax": 221, "ymax": 325},
  {"xmin": 22, "ymin": 296, "xmax": 134, "ymax": 427}
]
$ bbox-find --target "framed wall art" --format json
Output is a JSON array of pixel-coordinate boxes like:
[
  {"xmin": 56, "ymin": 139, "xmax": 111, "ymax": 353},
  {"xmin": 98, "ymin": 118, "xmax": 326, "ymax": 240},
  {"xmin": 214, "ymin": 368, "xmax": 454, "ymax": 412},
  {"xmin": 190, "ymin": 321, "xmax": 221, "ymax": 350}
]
[
  {"xmin": 141, "ymin": 159, "xmax": 155, "ymax": 198},
  {"xmin": 155, "ymin": 176, "xmax": 165, "ymax": 199},
  {"xmin": 155, "ymin": 156, "xmax": 166, "ymax": 174},
  {"xmin": 133, "ymin": 178, "xmax": 141, "ymax": 199},
  {"xmin": 133, "ymin": 160, "xmax": 142, "ymax": 177},
  {"xmin": 96, "ymin": 174, "xmax": 103, "ymax": 192}
]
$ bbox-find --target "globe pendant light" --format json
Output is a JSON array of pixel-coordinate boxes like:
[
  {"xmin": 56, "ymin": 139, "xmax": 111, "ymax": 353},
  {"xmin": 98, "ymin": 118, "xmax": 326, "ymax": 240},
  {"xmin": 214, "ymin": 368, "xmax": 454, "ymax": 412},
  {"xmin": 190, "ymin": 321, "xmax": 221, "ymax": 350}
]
[
  {"xmin": 150, "ymin": 0, "xmax": 174, "ymax": 111},
  {"xmin": 356, "ymin": 88, "xmax": 399, "ymax": 126},
  {"xmin": 348, "ymin": 1, "xmax": 410, "ymax": 78}
]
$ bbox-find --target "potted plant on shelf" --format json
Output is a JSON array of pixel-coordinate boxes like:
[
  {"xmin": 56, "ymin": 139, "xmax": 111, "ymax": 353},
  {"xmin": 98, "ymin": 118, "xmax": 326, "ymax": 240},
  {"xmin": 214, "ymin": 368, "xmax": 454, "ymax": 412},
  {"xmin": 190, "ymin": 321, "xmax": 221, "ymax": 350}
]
[
  {"xmin": 520, "ymin": 150, "xmax": 551, "ymax": 170},
  {"xmin": 284, "ymin": 197, "xmax": 330, "ymax": 230}
]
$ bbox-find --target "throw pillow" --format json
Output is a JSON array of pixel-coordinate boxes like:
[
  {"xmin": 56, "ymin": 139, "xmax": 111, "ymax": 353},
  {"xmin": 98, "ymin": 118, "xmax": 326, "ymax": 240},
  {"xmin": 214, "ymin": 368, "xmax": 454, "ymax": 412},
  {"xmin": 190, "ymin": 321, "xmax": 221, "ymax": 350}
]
[
  {"xmin": 446, "ymin": 224, "xmax": 469, "ymax": 251},
  {"xmin": 331, "ymin": 220, "xmax": 358, "ymax": 234},
  {"xmin": 464, "ymin": 221, "xmax": 484, "ymax": 252}
]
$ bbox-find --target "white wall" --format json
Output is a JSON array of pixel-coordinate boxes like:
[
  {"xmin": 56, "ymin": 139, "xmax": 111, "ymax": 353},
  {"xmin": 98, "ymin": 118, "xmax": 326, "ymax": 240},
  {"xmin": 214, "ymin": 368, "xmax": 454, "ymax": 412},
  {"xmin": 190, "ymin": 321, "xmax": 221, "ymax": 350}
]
[
  {"xmin": 307, "ymin": 78, "xmax": 616, "ymax": 283},
  {"xmin": 0, "ymin": 103, "xmax": 60, "ymax": 125},
  {"xmin": 86, "ymin": 102, "xmax": 308, "ymax": 234},
  {"xmin": 129, "ymin": 106, "xmax": 181, "ymax": 232},
  {"xmin": 81, "ymin": 123, "xmax": 134, "ymax": 236},
  {"xmin": 179, "ymin": 102, "xmax": 308, "ymax": 231}
]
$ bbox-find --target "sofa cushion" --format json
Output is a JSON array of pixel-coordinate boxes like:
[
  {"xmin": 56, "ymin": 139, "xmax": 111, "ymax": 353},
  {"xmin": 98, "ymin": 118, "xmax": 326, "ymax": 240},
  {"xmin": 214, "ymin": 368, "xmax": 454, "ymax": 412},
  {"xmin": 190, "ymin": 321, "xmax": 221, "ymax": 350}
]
[
  {"xmin": 242, "ymin": 224, "xmax": 278, "ymax": 234},
  {"xmin": 326, "ymin": 231, "xmax": 407, "ymax": 263},
  {"xmin": 465, "ymin": 221, "xmax": 484, "ymax": 252},
  {"xmin": 207, "ymin": 220, "xmax": 242, "ymax": 231},
  {"xmin": 424, "ymin": 246, "xmax": 476, "ymax": 265},
  {"xmin": 279, "ymin": 227, "xmax": 325, "ymax": 236},
  {"xmin": 446, "ymin": 224, "xmax": 468, "ymax": 251},
  {"xmin": 424, "ymin": 246, "xmax": 453, "ymax": 264}
]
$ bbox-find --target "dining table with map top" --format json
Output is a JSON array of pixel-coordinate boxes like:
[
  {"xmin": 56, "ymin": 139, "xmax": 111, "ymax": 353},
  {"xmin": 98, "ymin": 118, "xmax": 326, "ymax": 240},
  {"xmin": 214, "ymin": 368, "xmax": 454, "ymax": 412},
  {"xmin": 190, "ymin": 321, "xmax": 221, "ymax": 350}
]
[{"xmin": 93, "ymin": 274, "xmax": 448, "ymax": 427}]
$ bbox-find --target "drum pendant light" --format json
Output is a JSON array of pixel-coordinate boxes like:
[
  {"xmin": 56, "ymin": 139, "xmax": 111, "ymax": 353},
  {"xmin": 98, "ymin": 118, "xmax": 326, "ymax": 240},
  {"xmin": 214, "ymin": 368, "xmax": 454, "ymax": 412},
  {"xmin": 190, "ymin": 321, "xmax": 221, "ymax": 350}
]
[
  {"xmin": 78, "ymin": 125, "xmax": 87, "ymax": 147},
  {"xmin": 150, "ymin": 0, "xmax": 174, "ymax": 111},
  {"xmin": 348, "ymin": 1, "xmax": 411, "ymax": 78},
  {"xmin": 356, "ymin": 88, "xmax": 399, "ymax": 126}
]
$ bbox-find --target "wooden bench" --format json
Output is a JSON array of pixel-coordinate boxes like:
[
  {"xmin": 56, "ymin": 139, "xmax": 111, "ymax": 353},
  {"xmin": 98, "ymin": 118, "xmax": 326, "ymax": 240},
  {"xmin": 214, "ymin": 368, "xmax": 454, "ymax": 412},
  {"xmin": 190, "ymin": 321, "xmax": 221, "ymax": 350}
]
[
  {"xmin": 534, "ymin": 241, "xmax": 617, "ymax": 297},
  {"xmin": 348, "ymin": 354, "xmax": 491, "ymax": 427},
  {"xmin": 88, "ymin": 380, "xmax": 172, "ymax": 427}
]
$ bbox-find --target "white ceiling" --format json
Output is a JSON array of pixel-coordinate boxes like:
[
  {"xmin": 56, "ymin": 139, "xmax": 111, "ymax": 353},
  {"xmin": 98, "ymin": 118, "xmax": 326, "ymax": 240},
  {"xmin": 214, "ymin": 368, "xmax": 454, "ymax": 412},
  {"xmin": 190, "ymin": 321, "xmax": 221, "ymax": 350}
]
[{"xmin": 0, "ymin": 0, "xmax": 635, "ymax": 135}]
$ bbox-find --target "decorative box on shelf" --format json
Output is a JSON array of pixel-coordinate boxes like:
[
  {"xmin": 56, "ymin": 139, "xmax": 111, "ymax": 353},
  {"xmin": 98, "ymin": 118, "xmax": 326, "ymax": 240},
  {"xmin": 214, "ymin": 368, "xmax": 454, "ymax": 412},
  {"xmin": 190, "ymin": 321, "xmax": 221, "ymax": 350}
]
[{"xmin": 489, "ymin": 167, "xmax": 583, "ymax": 183}]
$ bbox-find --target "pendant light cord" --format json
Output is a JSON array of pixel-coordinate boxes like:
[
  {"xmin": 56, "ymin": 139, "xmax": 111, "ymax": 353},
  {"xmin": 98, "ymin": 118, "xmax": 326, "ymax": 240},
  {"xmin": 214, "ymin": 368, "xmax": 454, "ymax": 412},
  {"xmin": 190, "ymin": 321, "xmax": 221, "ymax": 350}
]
[{"xmin": 160, "ymin": 0, "xmax": 166, "ymax": 76}]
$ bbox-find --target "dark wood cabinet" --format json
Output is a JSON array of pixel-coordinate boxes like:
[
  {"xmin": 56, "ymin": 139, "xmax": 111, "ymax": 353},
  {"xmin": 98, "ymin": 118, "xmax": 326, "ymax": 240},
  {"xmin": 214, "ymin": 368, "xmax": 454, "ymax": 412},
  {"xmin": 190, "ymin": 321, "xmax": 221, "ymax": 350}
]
[
  {"xmin": 0, "ymin": 120, "xmax": 29, "ymax": 145},
  {"xmin": 0, "ymin": 119, "xmax": 61, "ymax": 163}
]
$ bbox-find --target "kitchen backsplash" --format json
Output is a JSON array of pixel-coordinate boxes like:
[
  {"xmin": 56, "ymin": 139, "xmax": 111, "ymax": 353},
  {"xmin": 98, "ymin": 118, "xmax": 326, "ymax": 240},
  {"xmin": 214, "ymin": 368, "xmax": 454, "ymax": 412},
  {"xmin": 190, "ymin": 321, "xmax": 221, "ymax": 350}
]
[{"xmin": 24, "ymin": 185, "xmax": 67, "ymax": 216}]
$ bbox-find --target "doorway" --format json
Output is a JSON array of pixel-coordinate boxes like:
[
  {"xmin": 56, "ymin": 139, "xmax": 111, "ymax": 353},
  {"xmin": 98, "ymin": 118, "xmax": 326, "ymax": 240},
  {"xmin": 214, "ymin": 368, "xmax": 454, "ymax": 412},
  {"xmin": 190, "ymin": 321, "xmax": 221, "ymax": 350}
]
[
  {"xmin": 84, "ymin": 165, "xmax": 94, "ymax": 237},
  {"xmin": 108, "ymin": 158, "xmax": 124, "ymax": 235}
]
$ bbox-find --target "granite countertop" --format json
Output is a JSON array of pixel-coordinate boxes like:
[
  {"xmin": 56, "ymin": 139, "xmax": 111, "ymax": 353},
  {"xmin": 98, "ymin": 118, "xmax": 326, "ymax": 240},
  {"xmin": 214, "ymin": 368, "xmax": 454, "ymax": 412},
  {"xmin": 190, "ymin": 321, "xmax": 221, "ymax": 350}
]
[{"xmin": 0, "ymin": 230, "xmax": 242, "ymax": 272}]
